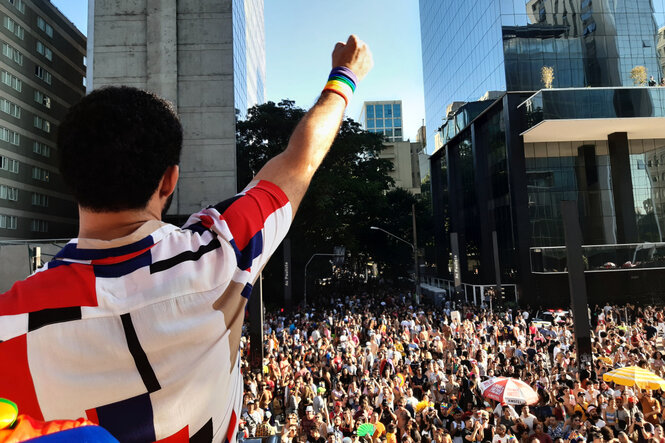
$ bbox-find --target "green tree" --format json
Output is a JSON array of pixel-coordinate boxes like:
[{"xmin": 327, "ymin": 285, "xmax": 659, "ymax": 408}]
[{"xmin": 236, "ymin": 100, "xmax": 394, "ymax": 305}]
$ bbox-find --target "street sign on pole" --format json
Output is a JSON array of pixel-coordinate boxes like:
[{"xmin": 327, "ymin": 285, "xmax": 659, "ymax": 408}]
[{"xmin": 283, "ymin": 238, "xmax": 291, "ymax": 308}]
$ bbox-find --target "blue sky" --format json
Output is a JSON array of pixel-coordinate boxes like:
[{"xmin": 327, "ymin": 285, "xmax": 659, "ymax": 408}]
[{"xmin": 51, "ymin": 1, "xmax": 425, "ymax": 141}]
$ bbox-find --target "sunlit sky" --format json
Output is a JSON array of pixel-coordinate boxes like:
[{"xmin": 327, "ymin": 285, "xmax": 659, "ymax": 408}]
[{"xmin": 50, "ymin": 1, "xmax": 426, "ymax": 142}]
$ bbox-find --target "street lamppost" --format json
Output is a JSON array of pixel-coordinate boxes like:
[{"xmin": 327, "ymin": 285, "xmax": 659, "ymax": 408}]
[
  {"xmin": 304, "ymin": 252, "xmax": 344, "ymax": 307},
  {"xmin": 370, "ymin": 225, "xmax": 421, "ymax": 301}
]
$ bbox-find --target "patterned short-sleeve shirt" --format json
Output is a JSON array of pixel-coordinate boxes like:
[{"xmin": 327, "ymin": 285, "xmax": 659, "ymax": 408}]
[{"xmin": 0, "ymin": 180, "xmax": 292, "ymax": 442}]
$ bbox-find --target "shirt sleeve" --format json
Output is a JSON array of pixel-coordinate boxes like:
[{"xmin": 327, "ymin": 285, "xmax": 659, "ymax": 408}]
[{"xmin": 182, "ymin": 180, "xmax": 292, "ymax": 287}]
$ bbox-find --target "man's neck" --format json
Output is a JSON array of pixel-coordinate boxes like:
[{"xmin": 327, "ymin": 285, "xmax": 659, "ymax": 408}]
[{"xmin": 78, "ymin": 206, "xmax": 161, "ymax": 240}]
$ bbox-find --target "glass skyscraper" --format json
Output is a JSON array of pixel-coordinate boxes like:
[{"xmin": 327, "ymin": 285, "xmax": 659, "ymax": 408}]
[
  {"xmin": 422, "ymin": 0, "xmax": 665, "ymax": 305},
  {"xmin": 420, "ymin": 0, "xmax": 665, "ymax": 153},
  {"xmin": 233, "ymin": 0, "xmax": 266, "ymax": 118}
]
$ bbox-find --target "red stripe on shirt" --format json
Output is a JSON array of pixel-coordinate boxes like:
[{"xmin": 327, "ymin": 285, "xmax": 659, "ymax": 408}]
[
  {"xmin": 226, "ymin": 410, "xmax": 237, "ymax": 442},
  {"xmin": 85, "ymin": 407, "xmax": 100, "ymax": 425},
  {"xmin": 0, "ymin": 334, "xmax": 43, "ymax": 420},
  {"xmin": 90, "ymin": 245, "xmax": 155, "ymax": 265},
  {"xmin": 220, "ymin": 181, "xmax": 289, "ymax": 250},
  {"xmin": 155, "ymin": 425, "xmax": 190, "ymax": 442},
  {"xmin": 0, "ymin": 263, "xmax": 97, "ymax": 315}
]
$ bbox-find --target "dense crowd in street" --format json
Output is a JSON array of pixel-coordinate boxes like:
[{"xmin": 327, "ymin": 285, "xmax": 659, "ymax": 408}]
[{"xmin": 237, "ymin": 289, "xmax": 665, "ymax": 443}]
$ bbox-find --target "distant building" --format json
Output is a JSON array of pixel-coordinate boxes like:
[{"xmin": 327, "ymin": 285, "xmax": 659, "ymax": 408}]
[
  {"xmin": 360, "ymin": 100, "xmax": 421, "ymax": 194},
  {"xmin": 360, "ymin": 100, "xmax": 403, "ymax": 142},
  {"xmin": 0, "ymin": 0, "xmax": 86, "ymax": 239},
  {"xmin": 90, "ymin": 0, "xmax": 265, "ymax": 219},
  {"xmin": 379, "ymin": 140, "xmax": 422, "ymax": 195}
]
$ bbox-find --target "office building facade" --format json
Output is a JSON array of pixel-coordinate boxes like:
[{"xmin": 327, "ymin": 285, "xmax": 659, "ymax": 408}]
[
  {"xmin": 0, "ymin": 0, "xmax": 85, "ymax": 239},
  {"xmin": 359, "ymin": 101, "xmax": 421, "ymax": 194},
  {"xmin": 420, "ymin": 0, "xmax": 665, "ymax": 153},
  {"xmin": 360, "ymin": 100, "xmax": 404, "ymax": 142},
  {"xmin": 421, "ymin": 0, "xmax": 665, "ymax": 305},
  {"xmin": 90, "ymin": 0, "xmax": 265, "ymax": 218}
]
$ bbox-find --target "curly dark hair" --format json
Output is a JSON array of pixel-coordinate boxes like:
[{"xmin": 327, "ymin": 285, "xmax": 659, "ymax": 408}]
[{"xmin": 57, "ymin": 86, "xmax": 182, "ymax": 211}]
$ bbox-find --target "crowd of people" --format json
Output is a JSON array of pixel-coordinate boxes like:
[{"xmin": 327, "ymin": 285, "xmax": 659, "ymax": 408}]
[{"xmin": 237, "ymin": 289, "xmax": 665, "ymax": 443}]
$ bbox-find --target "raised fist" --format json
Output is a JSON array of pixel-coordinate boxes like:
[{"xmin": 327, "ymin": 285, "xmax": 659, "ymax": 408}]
[{"xmin": 332, "ymin": 35, "xmax": 374, "ymax": 82}]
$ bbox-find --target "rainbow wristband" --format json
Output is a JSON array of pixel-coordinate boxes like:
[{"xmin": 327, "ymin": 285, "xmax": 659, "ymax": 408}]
[
  {"xmin": 323, "ymin": 66, "xmax": 358, "ymax": 106},
  {"xmin": 324, "ymin": 79, "xmax": 353, "ymax": 106},
  {"xmin": 330, "ymin": 66, "xmax": 358, "ymax": 87}
]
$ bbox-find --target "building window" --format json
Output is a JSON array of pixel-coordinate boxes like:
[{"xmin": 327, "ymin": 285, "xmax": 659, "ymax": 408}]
[
  {"xmin": 31, "ymin": 192, "xmax": 48, "ymax": 207},
  {"xmin": 34, "ymin": 65, "xmax": 52, "ymax": 84},
  {"xmin": 0, "ymin": 126, "xmax": 19, "ymax": 145},
  {"xmin": 2, "ymin": 42, "xmax": 23, "ymax": 65},
  {"xmin": 36, "ymin": 41, "xmax": 52, "ymax": 61},
  {"xmin": 33, "ymin": 141, "xmax": 50, "ymax": 157},
  {"xmin": 1, "ymin": 70, "xmax": 21, "ymax": 91},
  {"xmin": 32, "ymin": 166, "xmax": 49, "ymax": 182},
  {"xmin": 0, "ymin": 98, "xmax": 21, "ymax": 118},
  {"xmin": 0, "ymin": 214, "xmax": 17, "ymax": 230},
  {"xmin": 0, "ymin": 184, "xmax": 18, "ymax": 201},
  {"xmin": 30, "ymin": 219, "xmax": 48, "ymax": 232},
  {"xmin": 33, "ymin": 116, "xmax": 51, "ymax": 133},
  {"xmin": 0, "ymin": 155, "xmax": 19, "ymax": 173},
  {"xmin": 3, "ymin": 16, "xmax": 24, "ymax": 38},
  {"xmin": 395, "ymin": 128, "xmax": 402, "ymax": 138},
  {"xmin": 384, "ymin": 104, "xmax": 393, "ymax": 118},
  {"xmin": 7, "ymin": 0, "xmax": 25, "ymax": 14},
  {"xmin": 34, "ymin": 90, "xmax": 51, "ymax": 108},
  {"xmin": 36, "ymin": 16, "xmax": 53, "ymax": 38},
  {"xmin": 366, "ymin": 105, "xmax": 374, "ymax": 118},
  {"xmin": 394, "ymin": 104, "xmax": 401, "ymax": 117}
]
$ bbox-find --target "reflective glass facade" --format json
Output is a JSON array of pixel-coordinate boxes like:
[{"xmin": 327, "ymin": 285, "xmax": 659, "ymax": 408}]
[
  {"xmin": 630, "ymin": 138, "xmax": 665, "ymax": 242},
  {"xmin": 420, "ymin": 0, "xmax": 665, "ymax": 152},
  {"xmin": 524, "ymin": 140, "xmax": 616, "ymax": 246},
  {"xmin": 232, "ymin": 0, "xmax": 266, "ymax": 118},
  {"xmin": 430, "ymin": 96, "xmax": 525, "ymax": 285}
]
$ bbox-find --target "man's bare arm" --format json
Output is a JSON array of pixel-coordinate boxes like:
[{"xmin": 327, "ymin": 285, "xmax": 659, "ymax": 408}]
[{"xmin": 253, "ymin": 35, "xmax": 373, "ymax": 215}]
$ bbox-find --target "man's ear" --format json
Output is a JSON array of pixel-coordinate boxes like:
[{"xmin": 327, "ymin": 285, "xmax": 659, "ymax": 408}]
[{"xmin": 160, "ymin": 165, "xmax": 179, "ymax": 198}]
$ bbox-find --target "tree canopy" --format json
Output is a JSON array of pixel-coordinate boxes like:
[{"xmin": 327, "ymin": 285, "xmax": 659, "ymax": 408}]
[{"xmin": 236, "ymin": 100, "xmax": 432, "ymax": 305}]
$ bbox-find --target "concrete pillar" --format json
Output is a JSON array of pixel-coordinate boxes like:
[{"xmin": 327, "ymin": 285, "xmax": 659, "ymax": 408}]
[
  {"xmin": 608, "ymin": 132, "xmax": 638, "ymax": 243},
  {"xmin": 471, "ymin": 122, "xmax": 494, "ymax": 284},
  {"xmin": 561, "ymin": 201, "xmax": 593, "ymax": 369},
  {"xmin": 504, "ymin": 94, "xmax": 534, "ymax": 304},
  {"xmin": 146, "ymin": 0, "xmax": 177, "ymax": 106}
]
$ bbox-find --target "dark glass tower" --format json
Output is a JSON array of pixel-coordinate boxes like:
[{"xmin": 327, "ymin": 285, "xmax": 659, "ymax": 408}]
[
  {"xmin": 420, "ymin": 0, "xmax": 665, "ymax": 153},
  {"xmin": 421, "ymin": 0, "xmax": 665, "ymax": 305}
]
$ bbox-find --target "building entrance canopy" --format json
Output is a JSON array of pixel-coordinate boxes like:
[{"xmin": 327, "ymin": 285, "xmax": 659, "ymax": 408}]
[{"xmin": 519, "ymin": 87, "xmax": 665, "ymax": 142}]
